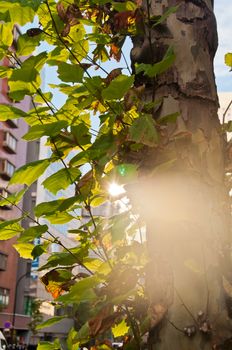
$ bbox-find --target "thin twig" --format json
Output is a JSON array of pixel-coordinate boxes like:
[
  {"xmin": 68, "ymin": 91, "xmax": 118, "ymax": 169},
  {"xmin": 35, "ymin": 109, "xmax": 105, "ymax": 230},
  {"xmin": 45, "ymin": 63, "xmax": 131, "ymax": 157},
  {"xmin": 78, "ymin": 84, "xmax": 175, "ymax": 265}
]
[
  {"xmin": 222, "ymin": 99, "xmax": 232, "ymax": 125},
  {"xmin": 167, "ymin": 318, "xmax": 185, "ymax": 334},
  {"xmin": 125, "ymin": 305, "xmax": 141, "ymax": 350},
  {"xmin": 175, "ymin": 288, "xmax": 198, "ymax": 325},
  {"xmin": 121, "ymin": 49, "xmax": 132, "ymax": 75}
]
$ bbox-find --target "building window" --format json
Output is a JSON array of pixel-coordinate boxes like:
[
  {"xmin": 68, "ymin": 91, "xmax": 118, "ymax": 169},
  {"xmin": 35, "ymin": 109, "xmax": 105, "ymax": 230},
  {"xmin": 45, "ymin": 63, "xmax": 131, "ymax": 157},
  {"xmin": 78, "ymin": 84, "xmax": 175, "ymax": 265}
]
[
  {"xmin": 0, "ymin": 188, "xmax": 11, "ymax": 210},
  {"xmin": 24, "ymin": 296, "xmax": 32, "ymax": 315},
  {"xmin": 3, "ymin": 131, "xmax": 17, "ymax": 153},
  {"xmin": 5, "ymin": 119, "xmax": 18, "ymax": 128},
  {"xmin": 0, "ymin": 159, "xmax": 15, "ymax": 180},
  {"xmin": 0, "ymin": 253, "xmax": 7, "ymax": 271},
  {"xmin": 0, "ymin": 288, "xmax": 9, "ymax": 308}
]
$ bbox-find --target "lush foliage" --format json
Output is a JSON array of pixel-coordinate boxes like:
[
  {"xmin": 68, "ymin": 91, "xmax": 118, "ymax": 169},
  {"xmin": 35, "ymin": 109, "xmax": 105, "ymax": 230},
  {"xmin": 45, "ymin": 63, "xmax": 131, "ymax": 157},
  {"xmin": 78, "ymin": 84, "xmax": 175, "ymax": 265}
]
[{"xmin": 1, "ymin": 1, "xmax": 229, "ymax": 350}]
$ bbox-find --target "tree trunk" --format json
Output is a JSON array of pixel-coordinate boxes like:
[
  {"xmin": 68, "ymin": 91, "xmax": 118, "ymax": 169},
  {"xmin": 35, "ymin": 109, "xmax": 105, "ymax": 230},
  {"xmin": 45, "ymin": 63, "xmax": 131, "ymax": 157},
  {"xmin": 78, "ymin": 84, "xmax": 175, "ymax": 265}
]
[{"xmin": 131, "ymin": 0, "xmax": 232, "ymax": 349}]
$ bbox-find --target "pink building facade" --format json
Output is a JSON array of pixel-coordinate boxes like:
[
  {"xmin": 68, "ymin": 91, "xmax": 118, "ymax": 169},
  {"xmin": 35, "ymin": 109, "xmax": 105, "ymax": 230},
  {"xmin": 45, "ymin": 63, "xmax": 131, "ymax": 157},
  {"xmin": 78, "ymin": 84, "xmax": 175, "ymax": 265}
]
[{"xmin": 0, "ymin": 56, "xmax": 31, "ymax": 332}]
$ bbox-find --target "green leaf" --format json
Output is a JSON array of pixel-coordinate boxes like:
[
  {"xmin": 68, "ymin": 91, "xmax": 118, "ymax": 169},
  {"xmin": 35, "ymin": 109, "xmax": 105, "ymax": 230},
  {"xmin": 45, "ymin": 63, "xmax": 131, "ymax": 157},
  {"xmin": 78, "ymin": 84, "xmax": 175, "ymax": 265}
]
[
  {"xmin": 8, "ymin": 80, "xmax": 38, "ymax": 101},
  {"xmin": 58, "ymin": 276, "xmax": 99, "ymax": 303},
  {"xmin": 9, "ymin": 52, "xmax": 47, "ymax": 86},
  {"xmin": 0, "ymin": 2, "xmax": 35, "ymax": 25},
  {"xmin": 136, "ymin": 47, "xmax": 175, "ymax": 77},
  {"xmin": 225, "ymin": 53, "xmax": 232, "ymax": 68},
  {"xmin": 158, "ymin": 112, "xmax": 179, "ymax": 124},
  {"xmin": 18, "ymin": 0, "xmax": 42, "ymax": 11},
  {"xmin": 67, "ymin": 328, "xmax": 79, "ymax": 350},
  {"xmin": 38, "ymin": 247, "xmax": 87, "ymax": 270},
  {"xmin": 17, "ymin": 33, "xmax": 42, "ymax": 56},
  {"xmin": 9, "ymin": 4, "xmax": 35, "ymax": 25},
  {"xmin": 76, "ymin": 322, "xmax": 90, "ymax": 343},
  {"xmin": 23, "ymin": 121, "xmax": 68, "ymax": 141},
  {"xmin": 0, "ymin": 22, "xmax": 13, "ymax": 47},
  {"xmin": 42, "ymin": 168, "xmax": 81, "ymax": 195},
  {"xmin": 22, "ymin": 52, "xmax": 47, "ymax": 71},
  {"xmin": 0, "ymin": 104, "xmax": 27, "ymax": 121},
  {"xmin": 18, "ymin": 225, "xmax": 48, "ymax": 243},
  {"xmin": 225, "ymin": 121, "xmax": 232, "ymax": 132},
  {"xmin": 45, "ymin": 212, "xmax": 73, "ymax": 224},
  {"xmin": 0, "ymin": 218, "xmax": 23, "ymax": 240},
  {"xmin": 152, "ymin": 6, "xmax": 179, "ymax": 27},
  {"xmin": 13, "ymin": 242, "xmax": 34, "ymax": 259},
  {"xmin": 36, "ymin": 316, "xmax": 67, "ymax": 330},
  {"xmin": 10, "ymin": 66, "xmax": 38, "ymax": 83},
  {"xmin": 90, "ymin": 195, "xmax": 107, "ymax": 207},
  {"xmin": 129, "ymin": 114, "xmax": 159, "ymax": 146},
  {"xmin": 110, "ymin": 212, "xmax": 131, "ymax": 242},
  {"xmin": 112, "ymin": 1, "xmax": 137, "ymax": 12},
  {"xmin": 34, "ymin": 92, "xmax": 53, "ymax": 104},
  {"xmin": 31, "ymin": 244, "xmax": 48, "ymax": 259},
  {"xmin": 34, "ymin": 196, "xmax": 78, "ymax": 217},
  {"xmin": 102, "ymin": 75, "xmax": 134, "ymax": 100},
  {"xmin": 57, "ymin": 63, "xmax": 84, "ymax": 83},
  {"xmin": 69, "ymin": 151, "xmax": 89, "ymax": 167},
  {"xmin": 82, "ymin": 257, "xmax": 104, "ymax": 272},
  {"xmin": 0, "ymin": 188, "xmax": 27, "ymax": 207},
  {"xmin": 112, "ymin": 319, "xmax": 130, "ymax": 337},
  {"xmin": 9, "ymin": 159, "xmax": 50, "ymax": 186},
  {"xmin": 0, "ymin": 66, "xmax": 11, "ymax": 78},
  {"xmin": 71, "ymin": 124, "xmax": 91, "ymax": 146},
  {"xmin": 37, "ymin": 340, "xmax": 60, "ymax": 350}
]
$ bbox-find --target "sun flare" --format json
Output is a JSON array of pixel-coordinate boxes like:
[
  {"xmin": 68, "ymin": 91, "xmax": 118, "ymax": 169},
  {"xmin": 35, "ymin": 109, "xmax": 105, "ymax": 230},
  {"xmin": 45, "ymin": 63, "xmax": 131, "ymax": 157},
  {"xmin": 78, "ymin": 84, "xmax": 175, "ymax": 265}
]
[{"xmin": 108, "ymin": 182, "xmax": 125, "ymax": 197}]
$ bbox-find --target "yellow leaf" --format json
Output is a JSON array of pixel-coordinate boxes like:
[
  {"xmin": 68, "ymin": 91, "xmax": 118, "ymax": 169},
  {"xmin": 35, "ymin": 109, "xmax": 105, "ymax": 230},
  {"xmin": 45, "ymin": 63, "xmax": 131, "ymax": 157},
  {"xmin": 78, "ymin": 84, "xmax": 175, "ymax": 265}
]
[
  {"xmin": 13, "ymin": 243, "xmax": 34, "ymax": 259},
  {"xmin": 225, "ymin": 53, "xmax": 232, "ymax": 67},
  {"xmin": 112, "ymin": 319, "xmax": 130, "ymax": 337}
]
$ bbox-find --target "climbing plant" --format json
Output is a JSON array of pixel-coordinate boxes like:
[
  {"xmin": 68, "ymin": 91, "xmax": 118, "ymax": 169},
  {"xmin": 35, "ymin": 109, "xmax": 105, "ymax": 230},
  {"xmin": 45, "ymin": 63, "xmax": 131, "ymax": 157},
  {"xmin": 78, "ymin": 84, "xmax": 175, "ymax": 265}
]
[{"xmin": 0, "ymin": 1, "xmax": 179, "ymax": 349}]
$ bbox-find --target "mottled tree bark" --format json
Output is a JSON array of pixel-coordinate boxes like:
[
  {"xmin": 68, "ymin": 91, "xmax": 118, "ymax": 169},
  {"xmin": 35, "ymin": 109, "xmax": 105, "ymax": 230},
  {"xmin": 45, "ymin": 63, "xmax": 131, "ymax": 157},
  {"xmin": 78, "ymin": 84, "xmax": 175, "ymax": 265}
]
[{"xmin": 131, "ymin": 1, "xmax": 232, "ymax": 349}]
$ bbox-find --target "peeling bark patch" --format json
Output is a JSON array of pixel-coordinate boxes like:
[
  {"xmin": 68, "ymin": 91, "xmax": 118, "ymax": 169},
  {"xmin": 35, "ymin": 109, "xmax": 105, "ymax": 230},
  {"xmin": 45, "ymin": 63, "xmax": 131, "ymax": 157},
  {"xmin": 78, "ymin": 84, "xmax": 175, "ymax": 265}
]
[
  {"xmin": 177, "ymin": 2, "xmax": 206, "ymax": 22},
  {"xmin": 186, "ymin": 70, "xmax": 210, "ymax": 96}
]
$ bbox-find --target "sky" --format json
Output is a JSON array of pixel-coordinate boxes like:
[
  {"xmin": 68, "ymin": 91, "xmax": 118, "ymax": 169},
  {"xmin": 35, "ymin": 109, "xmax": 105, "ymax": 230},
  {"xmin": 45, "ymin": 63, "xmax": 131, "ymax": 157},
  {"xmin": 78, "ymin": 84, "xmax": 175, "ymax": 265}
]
[{"xmin": 214, "ymin": 1, "xmax": 232, "ymax": 92}]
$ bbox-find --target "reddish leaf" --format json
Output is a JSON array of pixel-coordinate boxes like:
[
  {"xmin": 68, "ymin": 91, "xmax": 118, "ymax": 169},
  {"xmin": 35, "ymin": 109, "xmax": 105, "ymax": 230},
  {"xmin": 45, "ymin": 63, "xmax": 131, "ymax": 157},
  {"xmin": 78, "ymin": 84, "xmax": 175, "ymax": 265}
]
[
  {"xmin": 114, "ymin": 11, "xmax": 134, "ymax": 32},
  {"xmin": 27, "ymin": 28, "xmax": 43, "ymax": 37},
  {"xmin": 110, "ymin": 44, "xmax": 121, "ymax": 61},
  {"xmin": 103, "ymin": 68, "xmax": 122, "ymax": 86},
  {"xmin": 66, "ymin": 4, "xmax": 82, "ymax": 26},
  {"xmin": 89, "ymin": 305, "xmax": 120, "ymax": 337},
  {"xmin": 61, "ymin": 23, "xmax": 71, "ymax": 37},
  {"xmin": 124, "ymin": 85, "xmax": 145, "ymax": 111},
  {"xmin": 57, "ymin": 2, "xmax": 66, "ymax": 22},
  {"xmin": 77, "ymin": 170, "xmax": 93, "ymax": 189},
  {"xmin": 40, "ymin": 269, "xmax": 73, "ymax": 299},
  {"xmin": 57, "ymin": 2, "xmax": 82, "ymax": 36},
  {"xmin": 80, "ymin": 63, "xmax": 92, "ymax": 70}
]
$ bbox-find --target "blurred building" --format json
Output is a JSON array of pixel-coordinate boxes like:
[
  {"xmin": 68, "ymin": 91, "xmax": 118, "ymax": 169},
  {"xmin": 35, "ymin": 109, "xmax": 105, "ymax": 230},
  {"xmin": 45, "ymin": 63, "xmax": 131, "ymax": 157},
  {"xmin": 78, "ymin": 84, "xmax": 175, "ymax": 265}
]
[{"xmin": 0, "ymin": 54, "xmax": 34, "ymax": 341}]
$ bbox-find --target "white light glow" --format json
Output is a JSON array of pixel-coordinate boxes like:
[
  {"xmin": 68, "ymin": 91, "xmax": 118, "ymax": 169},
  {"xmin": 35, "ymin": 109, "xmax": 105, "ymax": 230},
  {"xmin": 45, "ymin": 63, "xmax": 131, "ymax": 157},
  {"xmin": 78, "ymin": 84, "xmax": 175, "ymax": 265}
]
[{"xmin": 108, "ymin": 182, "xmax": 125, "ymax": 197}]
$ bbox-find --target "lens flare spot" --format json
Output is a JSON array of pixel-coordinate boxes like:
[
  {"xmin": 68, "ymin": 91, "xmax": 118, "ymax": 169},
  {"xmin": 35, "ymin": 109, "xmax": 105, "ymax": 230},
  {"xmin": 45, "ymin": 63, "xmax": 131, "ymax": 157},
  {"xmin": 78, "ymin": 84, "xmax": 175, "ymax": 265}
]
[{"xmin": 108, "ymin": 182, "xmax": 125, "ymax": 196}]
